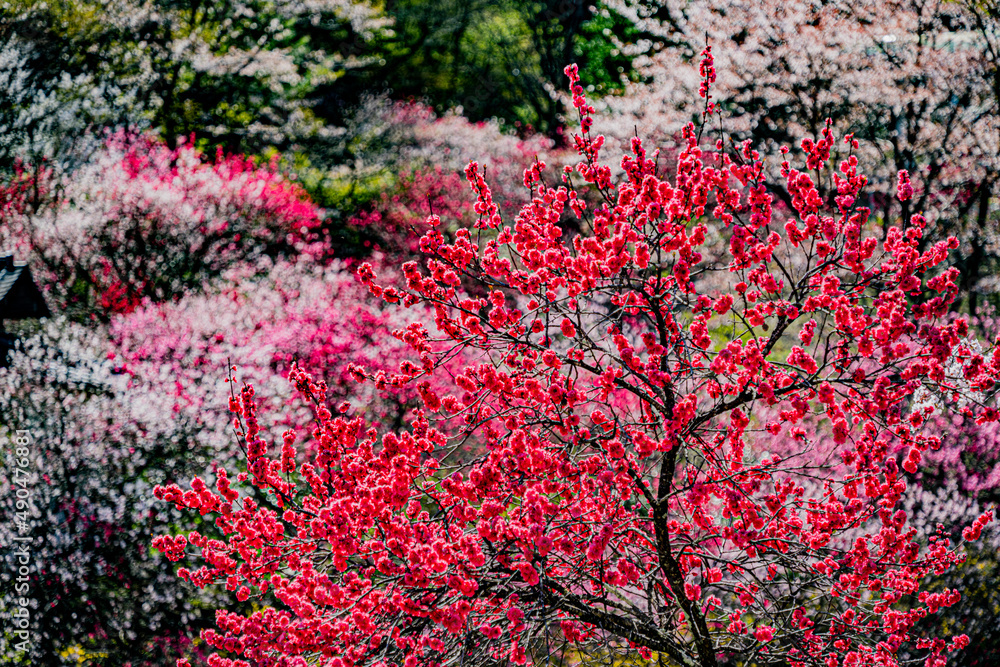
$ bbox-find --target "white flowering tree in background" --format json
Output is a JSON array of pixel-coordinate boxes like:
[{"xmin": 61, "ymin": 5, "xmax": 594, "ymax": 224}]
[{"xmin": 0, "ymin": 319, "xmax": 222, "ymax": 665}]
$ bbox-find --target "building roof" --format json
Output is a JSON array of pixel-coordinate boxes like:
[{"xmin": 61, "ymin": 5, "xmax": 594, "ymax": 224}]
[{"xmin": 0, "ymin": 255, "xmax": 51, "ymax": 320}]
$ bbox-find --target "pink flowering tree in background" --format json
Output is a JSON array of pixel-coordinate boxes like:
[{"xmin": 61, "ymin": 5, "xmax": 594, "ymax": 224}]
[
  {"xmin": 155, "ymin": 61, "xmax": 1000, "ymax": 667},
  {"xmin": 109, "ymin": 257, "xmax": 474, "ymax": 439},
  {"xmin": 2, "ymin": 131, "xmax": 326, "ymax": 319},
  {"xmin": 0, "ymin": 88, "xmax": 510, "ymax": 667}
]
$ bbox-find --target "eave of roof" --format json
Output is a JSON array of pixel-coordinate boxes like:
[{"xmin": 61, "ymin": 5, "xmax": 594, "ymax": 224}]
[{"xmin": 0, "ymin": 256, "xmax": 51, "ymax": 320}]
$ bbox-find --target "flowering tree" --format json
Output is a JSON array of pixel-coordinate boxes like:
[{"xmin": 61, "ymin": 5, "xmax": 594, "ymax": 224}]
[
  {"xmin": 3, "ymin": 132, "xmax": 325, "ymax": 318},
  {"xmin": 0, "ymin": 319, "xmax": 222, "ymax": 666},
  {"xmin": 155, "ymin": 61, "xmax": 999, "ymax": 667},
  {"xmin": 109, "ymin": 257, "xmax": 470, "ymax": 436}
]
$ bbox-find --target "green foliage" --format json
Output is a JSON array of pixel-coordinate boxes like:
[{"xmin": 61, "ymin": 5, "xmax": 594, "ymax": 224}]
[{"xmin": 331, "ymin": 0, "xmax": 655, "ymax": 136}]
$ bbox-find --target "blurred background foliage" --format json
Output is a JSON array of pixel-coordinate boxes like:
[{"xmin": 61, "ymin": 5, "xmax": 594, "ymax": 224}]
[{"xmin": 0, "ymin": 0, "xmax": 655, "ymax": 160}]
